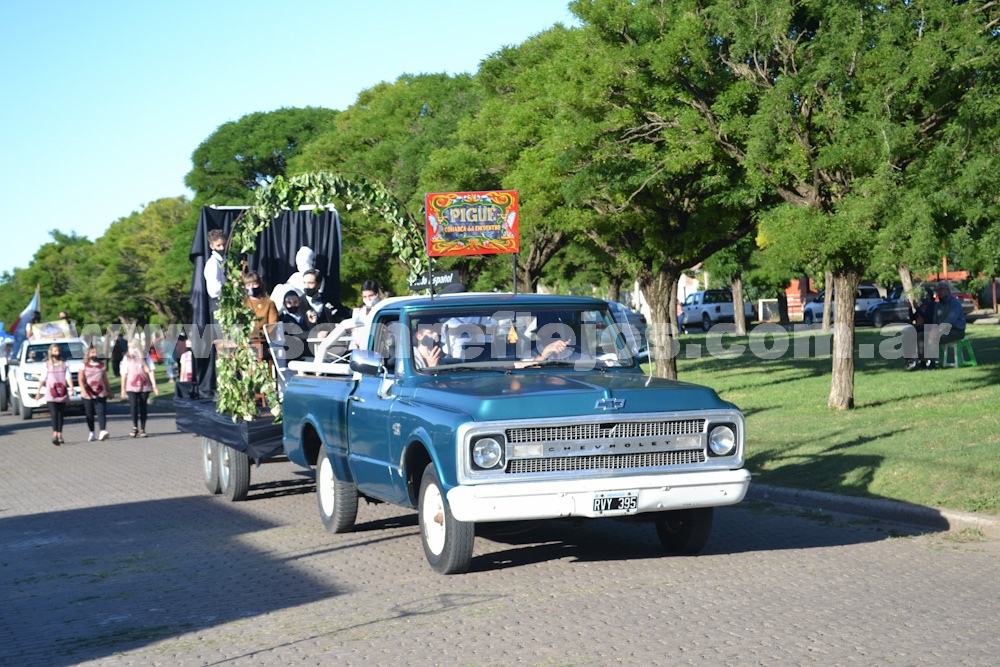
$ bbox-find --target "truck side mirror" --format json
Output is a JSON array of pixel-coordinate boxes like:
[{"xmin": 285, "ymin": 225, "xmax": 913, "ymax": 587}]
[{"xmin": 349, "ymin": 349, "xmax": 384, "ymax": 376}]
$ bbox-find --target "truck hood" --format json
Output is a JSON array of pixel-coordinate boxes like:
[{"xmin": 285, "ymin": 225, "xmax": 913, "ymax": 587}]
[{"xmin": 409, "ymin": 372, "xmax": 733, "ymax": 421}]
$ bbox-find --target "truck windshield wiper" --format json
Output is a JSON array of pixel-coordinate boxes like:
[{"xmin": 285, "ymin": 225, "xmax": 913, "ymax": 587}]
[{"xmin": 427, "ymin": 364, "xmax": 508, "ymax": 375}]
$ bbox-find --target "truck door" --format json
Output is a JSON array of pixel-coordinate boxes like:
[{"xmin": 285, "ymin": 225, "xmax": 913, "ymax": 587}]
[{"xmin": 347, "ymin": 315, "xmax": 404, "ymax": 502}]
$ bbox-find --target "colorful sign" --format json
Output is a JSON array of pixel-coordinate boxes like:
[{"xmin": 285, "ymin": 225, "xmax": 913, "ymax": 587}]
[{"xmin": 425, "ymin": 190, "xmax": 519, "ymax": 257}]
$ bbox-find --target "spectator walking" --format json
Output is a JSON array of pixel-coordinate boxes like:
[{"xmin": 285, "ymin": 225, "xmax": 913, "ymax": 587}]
[
  {"xmin": 78, "ymin": 345, "xmax": 111, "ymax": 441},
  {"xmin": 121, "ymin": 342, "xmax": 158, "ymax": 437},
  {"xmin": 177, "ymin": 336, "xmax": 194, "ymax": 383},
  {"xmin": 111, "ymin": 333, "xmax": 127, "ymax": 377},
  {"xmin": 33, "ymin": 342, "xmax": 70, "ymax": 445}
]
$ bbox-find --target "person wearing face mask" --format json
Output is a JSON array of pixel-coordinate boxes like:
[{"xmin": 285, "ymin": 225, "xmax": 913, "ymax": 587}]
[
  {"xmin": 204, "ymin": 229, "xmax": 227, "ymax": 314},
  {"xmin": 34, "ymin": 343, "xmax": 70, "ymax": 445},
  {"xmin": 349, "ymin": 279, "xmax": 382, "ymax": 350},
  {"xmin": 357, "ymin": 280, "xmax": 382, "ymax": 314},
  {"xmin": 78, "ymin": 345, "xmax": 111, "ymax": 441},
  {"xmin": 279, "ymin": 290, "xmax": 310, "ymax": 359},
  {"xmin": 301, "ymin": 269, "xmax": 351, "ymax": 325},
  {"xmin": 243, "ymin": 271, "xmax": 278, "ymax": 340},
  {"xmin": 121, "ymin": 342, "xmax": 158, "ymax": 438}
]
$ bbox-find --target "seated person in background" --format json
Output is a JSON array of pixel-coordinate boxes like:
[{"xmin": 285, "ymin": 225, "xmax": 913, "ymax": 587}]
[
  {"xmin": 243, "ymin": 271, "xmax": 278, "ymax": 340},
  {"xmin": 926, "ymin": 281, "xmax": 967, "ymax": 370},
  {"xmin": 269, "ymin": 245, "xmax": 316, "ymax": 305},
  {"xmin": 278, "ymin": 290, "xmax": 310, "ymax": 357},
  {"xmin": 302, "ymin": 269, "xmax": 351, "ymax": 325},
  {"xmin": 904, "ymin": 282, "xmax": 965, "ymax": 371}
]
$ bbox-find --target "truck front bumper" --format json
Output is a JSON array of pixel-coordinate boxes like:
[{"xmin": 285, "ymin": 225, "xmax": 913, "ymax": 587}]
[{"xmin": 446, "ymin": 468, "xmax": 750, "ymax": 523}]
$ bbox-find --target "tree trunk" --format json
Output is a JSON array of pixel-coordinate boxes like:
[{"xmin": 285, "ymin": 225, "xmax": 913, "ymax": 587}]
[
  {"xmin": 732, "ymin": 276, "xmax": 746, "ymax": 335},
  {"xmin": 828, "ymin": 269, "xmax": 862, "ymax": 410},
  {"xmin": 898, "ymin": 264, "xmax": 916, "ymax": 310},
  {"xmin": 777, "ymin": 293, "xmax": 789, "ymax": 325},
  {"xmin": 822, "ymin": 270, "xmax": 834, "ymax": 332},
  {"xmin": 640, "ymin": 269, "xmax": 680, "ymax": 380},
  {"xmin": 518, "ymin": 230, "xmax": 564, "ymax": 293},
  {"xmin": 607, "ymin": 282, "xmax": 621, "ymax": 305}
]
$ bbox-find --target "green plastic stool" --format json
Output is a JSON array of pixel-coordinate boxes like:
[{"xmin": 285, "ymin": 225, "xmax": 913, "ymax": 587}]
[{"xmin": 939, "ymin": 339, "xmax": 977, "ymax": 368}]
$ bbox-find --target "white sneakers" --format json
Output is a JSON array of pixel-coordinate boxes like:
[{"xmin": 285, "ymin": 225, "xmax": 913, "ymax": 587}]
[
  {"xmin": 88, "ymin": 432, "xmax": 96, "ymax": 441},
  {"xmin": 98, "ymin": 430, "xmax": 109, "ymax": 441}
]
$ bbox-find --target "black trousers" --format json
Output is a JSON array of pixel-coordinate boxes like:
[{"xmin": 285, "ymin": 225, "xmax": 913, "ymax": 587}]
[
  {"xmin": 127, "ymin": 391, "xmax": 149, "ymax": 429},
  {"xmin": 83, "ymin": 397, "xmax": 107, "ymax": 432},
  {"xmin": 47, "ymin": 402, "xmax": 66, "ymax": 432}
]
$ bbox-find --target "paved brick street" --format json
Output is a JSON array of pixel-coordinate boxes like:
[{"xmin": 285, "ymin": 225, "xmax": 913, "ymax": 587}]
[{"xmin": 2, "ymin": 406, "xmax": 999, "ymax": 666}]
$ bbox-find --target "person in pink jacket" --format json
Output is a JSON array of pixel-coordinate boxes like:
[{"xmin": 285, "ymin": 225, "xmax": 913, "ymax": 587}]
[
  {"xmin": 78, "ymin": 346, "xmax": 111, "ymax": 441},
  {"xmin": 34, "ymin": 343, "xmax": 71, "ymax": 445},
  {"xmin": 120, "ymin": 343, "xmax": 158, "ymax": 437}
]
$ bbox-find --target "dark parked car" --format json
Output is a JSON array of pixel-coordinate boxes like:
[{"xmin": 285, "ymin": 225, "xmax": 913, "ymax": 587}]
[
  {"xmin": 866, "ymin": 286, "xmax": 915, "ymax": 328},
  {"xmin": 866, "ymin": 282, "xmax": 976, "ymax": 328}
]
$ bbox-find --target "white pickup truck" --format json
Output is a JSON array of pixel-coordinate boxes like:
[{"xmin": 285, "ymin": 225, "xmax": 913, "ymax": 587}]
[
  {"xmin": 681, "ymin": 289, "xmax": 756, "ymax": 332},
  {"xmin": 801, "ymin": 285, "xmax": 883, "ymax": 326},
  {"xmin": 7, "ymin": 337, "xmax": 86, "ymax": 419}
]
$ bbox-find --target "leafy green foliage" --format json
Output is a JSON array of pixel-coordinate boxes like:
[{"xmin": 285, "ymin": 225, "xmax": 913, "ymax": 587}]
[
  {"xmin": 214, "ymin": 172, "xmax": 425, "ymax": 421},
  {"xmin": 290, "ymin": 74, "xmax": 477, "ymax": 297},
  {"xmin": 186, "ymin": 107, "xmax": 338, "ymax": 205}
]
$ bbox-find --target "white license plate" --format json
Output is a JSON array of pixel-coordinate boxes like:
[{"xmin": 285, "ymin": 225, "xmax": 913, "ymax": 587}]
[{"xmin": 593, "ymin": 491, "xmax": 639, "ymax": 515}]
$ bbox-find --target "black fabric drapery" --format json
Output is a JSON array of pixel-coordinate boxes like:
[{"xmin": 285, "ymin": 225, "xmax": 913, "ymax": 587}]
[{"xmin": 188, "ymin": 206, "xmax": 342, "ymax": 398}]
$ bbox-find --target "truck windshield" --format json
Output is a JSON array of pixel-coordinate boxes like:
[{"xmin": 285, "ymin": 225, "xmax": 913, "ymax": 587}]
[
  {"xmin": 407, "ymin": 305, "xmax": 636, "ymax": 373},
  {"xmin": 26, "ymin": 341, "xmax": 86, "ymax": 362}
]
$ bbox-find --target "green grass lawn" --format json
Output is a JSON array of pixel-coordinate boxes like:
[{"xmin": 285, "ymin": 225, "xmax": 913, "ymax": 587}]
[{"xmin": 663, "ymin": 323, "xmax": 1000, "ymax": 515}]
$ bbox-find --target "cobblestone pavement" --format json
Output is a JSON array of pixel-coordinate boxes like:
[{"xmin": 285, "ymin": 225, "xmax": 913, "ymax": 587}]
[{"xmin": 2, "ymin": 407, "xmax": 999, "ymax": 667}]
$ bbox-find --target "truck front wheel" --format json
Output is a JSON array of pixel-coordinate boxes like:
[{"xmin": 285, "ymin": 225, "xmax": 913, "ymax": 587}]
[
  {"xmin": 655, "ymin": 507, "xmax": 713, "ymax": 555},
  {"xmin": 317, "ymin": 453, "xmax": 357, "ymax": 533},
  {"xmin": 418, "ymin": 463, "xmax": 474, "ymax": 575},
  {"xmin": 20, "ymin": 396, "xmax": 32, "ymax": 420},
  {"xmin": 218, "ymin": 445, "xmax": 250, "ymax": 501},
  {"xmin": 201, "ymin": 438, "xmax": 221, "ymax": 494},
  {"xmin": 0, "ymin": 380, "xmax": 8, "ymax": 412},
  {"xmin": 701, "ymin": 313, "xmax": 712, "ymax": 332}
]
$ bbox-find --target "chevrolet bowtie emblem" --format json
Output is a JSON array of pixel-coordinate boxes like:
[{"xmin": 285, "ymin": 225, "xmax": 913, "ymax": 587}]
[{"xmin": 595, "ymin": 398, "xmax": 625, "ymax": 411}]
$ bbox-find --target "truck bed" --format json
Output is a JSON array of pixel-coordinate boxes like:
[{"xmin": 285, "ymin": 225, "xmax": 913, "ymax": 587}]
[{"xmin": 174, "ymin": 395, "xmax": 283, "ymax": 463}]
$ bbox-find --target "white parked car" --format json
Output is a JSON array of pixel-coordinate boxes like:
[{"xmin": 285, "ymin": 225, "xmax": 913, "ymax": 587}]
[
  {"xmin": 802, "ymin": 285, "xmax": 882, "ymax": 326},
  {"xmin": 7, "ymin": 337, "xmax": 87, "ymax": 419},
  {"xmin": 681, "ymin": 289, "xmax": 755, "ymax": 333}
]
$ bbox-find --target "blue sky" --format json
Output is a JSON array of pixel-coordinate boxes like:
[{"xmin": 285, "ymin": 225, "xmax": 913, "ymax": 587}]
[{"xmin": 0, "ymin": 0, "xmax": 578, "ymax": 277}]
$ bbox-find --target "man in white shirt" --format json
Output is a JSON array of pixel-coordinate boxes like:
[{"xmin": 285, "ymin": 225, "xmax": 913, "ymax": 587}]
[{"xmin": 203, "ymin": 229, "xmax": 226, "ymax": 314}]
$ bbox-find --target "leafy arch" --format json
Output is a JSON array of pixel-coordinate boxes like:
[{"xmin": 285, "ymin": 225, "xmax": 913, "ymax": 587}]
[{"xmin": 216, "ymin": 171, "xmax": 427, "ymax": 420}]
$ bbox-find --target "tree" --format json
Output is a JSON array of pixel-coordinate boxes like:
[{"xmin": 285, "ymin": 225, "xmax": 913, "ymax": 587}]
[
  {"xmin": 420, "ymin": 28, "xmax": 588, "ymax": 293},
  {"xmin": 291, "ymin": 74, "xmax": 478, "ymax": 297},
  {"xmin": 0, "ymin": 233, "xmax": 94, "ymax": 328},
  {"xmin": 563, "ymin": 2, "xmax": 760, "ymax": 379},
  {"xmin": 186, "ymin": 107, "xmax": 338, "ymax": 205},
  {"xmin": 595, "ymin": 0, "xmax": 1000, "ymax": 407},
  {"xmin": 703, "ymin": 235, "xmax": 757, "ymax": 335},
  {"xmin": 89, "ymin": 197, "xmax": 193, "ymax": 325}
]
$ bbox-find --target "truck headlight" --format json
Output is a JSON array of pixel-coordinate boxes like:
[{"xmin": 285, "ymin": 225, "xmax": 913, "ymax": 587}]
[
  {"xmin": 708, "ymin": 425, "xmax": 736, "ymax": 456},
  {"xmin": 23, "ymin": 372, "xmax": 40, "ymax": 382},
  {"xmin": 472, "ymin": 436, "xmax": 504, "ymax": 470}
]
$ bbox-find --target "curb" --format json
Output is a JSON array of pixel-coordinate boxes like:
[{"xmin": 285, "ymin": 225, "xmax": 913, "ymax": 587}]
[{"xmin": 746, "ymin": 483, "xmax": 1000, "ymax": 539}]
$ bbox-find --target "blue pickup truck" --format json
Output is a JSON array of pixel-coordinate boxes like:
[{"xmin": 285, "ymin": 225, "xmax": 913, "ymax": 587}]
[{"xmin": 281, "ymin": 292, "xmax": 750, "ymax": 574}]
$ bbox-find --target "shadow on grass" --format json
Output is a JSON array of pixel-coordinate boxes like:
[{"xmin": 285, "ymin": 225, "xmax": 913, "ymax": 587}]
[{"xmin": 745, "ymin": 424, "xmax": 905, "ymax": 498}]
